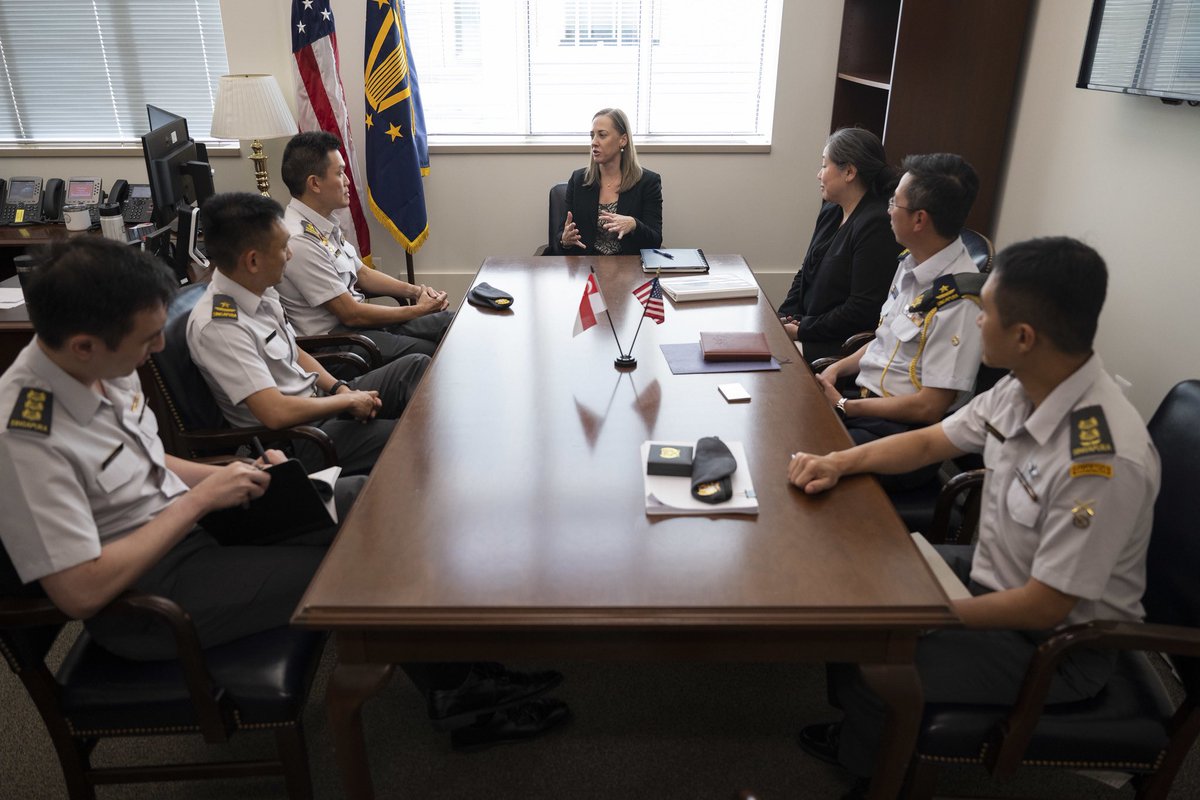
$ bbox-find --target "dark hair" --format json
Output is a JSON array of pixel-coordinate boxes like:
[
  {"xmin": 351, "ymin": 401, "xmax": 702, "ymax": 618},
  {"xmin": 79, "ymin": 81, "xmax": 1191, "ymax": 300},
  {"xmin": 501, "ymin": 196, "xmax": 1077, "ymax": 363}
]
[
  {"xmin": 24, "ymin": 237, "xmax": 176, "ymax": 350},
  {"xmin": 200, "ymin": 192, "xmax": 285, "ymax": 274},
  {"xmin": 898, "ymin": 153, "xmax": 979, "ymax": 239},
  {"xmin": 991, "ymin": 237, "xmax": 1107, "ymax": 355},
  {"xmin": 826, "ymin": 127, "xmax": 898, "ymax": 198},
  {"xmin": 281, "ymin": 130, "xmax": 342, "ymax": 197}
]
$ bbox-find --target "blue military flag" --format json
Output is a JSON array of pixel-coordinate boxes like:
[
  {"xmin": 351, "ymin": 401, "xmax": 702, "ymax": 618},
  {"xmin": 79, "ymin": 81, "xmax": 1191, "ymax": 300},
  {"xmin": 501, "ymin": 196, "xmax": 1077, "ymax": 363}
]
[{"xmin": 364, "ymin": 0, "xmax": 429, "ymax": 253}]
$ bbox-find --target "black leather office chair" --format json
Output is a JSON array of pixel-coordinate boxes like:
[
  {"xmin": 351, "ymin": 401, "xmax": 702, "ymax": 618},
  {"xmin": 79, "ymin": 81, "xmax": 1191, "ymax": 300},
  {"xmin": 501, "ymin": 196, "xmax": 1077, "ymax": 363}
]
[
  {"xmin": 960, "ymin": 227, "xmax": 994, "ymax": 273},
  {"xmin": 535, "ymin": 181, "xmax": 569, "ymax": 255},
  {"xmin": 142, "ymin": 282, "xmax": 379, "ymax": 463},
  {"xmin": 0, "ymin": 545, "xmax": 325, "ymax": 800},
  {"xmin": 901, "ymin": 379, "xmax": 1200, "ymax": 800}
]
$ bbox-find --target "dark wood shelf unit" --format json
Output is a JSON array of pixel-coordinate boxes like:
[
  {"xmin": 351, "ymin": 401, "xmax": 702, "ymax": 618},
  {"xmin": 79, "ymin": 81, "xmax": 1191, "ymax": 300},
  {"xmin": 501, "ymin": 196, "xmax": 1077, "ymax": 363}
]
[{"xmin": 829, "ymin": 0, "xmax": 1034, "ymax": 237}]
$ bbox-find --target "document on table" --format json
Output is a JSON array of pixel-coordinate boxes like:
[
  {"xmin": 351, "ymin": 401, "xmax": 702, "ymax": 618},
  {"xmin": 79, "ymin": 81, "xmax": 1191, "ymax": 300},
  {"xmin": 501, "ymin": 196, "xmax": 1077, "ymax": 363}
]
[
  {"xmin": 642, "ymin": 440, "xmax": 758, "ymax": 516},
  {"xmin": 0, "ymin": 288, "xmax": 24, "ymax": 309}
]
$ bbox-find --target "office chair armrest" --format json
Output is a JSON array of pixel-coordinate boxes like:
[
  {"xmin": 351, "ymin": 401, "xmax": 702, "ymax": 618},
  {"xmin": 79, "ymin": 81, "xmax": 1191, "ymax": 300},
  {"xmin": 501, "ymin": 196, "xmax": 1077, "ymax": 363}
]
[
  {"xmin": 987, "ymin": 619, "xmax": 1200, "ymax": 776},
  {"xmin": 842, "ymin": 331, "xmax": 876, "ymax": 355},
  {"xmin": 103, "ymin": 591, "xmax": 232, "ymax": 742},
  {"xmin": 180, "ymin": 425, "xmax": 339, "ymax": 469},
  {"xmin": 298, "ymin": 332, "xmax": 383, "ymax": 370},
  {"xmin": 0, "ymin": 595, "xmax": 70, "ymax": 627},
  {"xmin": 925, "ymin": 469, "xmax": 986, "ymax": 545},
  {"xmin": 312, "ymin": 351, "xmax": 370, "ymax": 375}
]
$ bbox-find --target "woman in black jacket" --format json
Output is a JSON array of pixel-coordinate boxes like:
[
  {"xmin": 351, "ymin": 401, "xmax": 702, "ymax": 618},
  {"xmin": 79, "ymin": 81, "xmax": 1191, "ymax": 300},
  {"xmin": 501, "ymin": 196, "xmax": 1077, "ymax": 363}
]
[
  {"xmin": 559, "ymin": 108, "xmax": 662, "ymax": 256},
  {"xmin": 779, "ymin": 128, "xmax": 902, "ymax": 364}
]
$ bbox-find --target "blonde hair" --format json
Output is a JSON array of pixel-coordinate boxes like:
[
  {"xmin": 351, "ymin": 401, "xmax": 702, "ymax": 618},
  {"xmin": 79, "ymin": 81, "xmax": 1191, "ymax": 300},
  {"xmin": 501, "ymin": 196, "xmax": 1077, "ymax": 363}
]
[{"xmin": 583, "ymin": 108, "xmax": 643, "ymax": 193}]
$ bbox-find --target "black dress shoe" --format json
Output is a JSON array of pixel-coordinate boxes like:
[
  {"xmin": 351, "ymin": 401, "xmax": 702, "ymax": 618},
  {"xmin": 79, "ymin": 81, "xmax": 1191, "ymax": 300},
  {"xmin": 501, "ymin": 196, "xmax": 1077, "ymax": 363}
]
[
  {"xmin": 429, "ymin": 663, "xmax": 563, "ymax": 729},
  {"xmin": 797, "ymin": 721, "xmax": 843, "ymax": 767},
  {"xmin": 451, "ymin": 697, "xmax": 571, "ymax": 751}
]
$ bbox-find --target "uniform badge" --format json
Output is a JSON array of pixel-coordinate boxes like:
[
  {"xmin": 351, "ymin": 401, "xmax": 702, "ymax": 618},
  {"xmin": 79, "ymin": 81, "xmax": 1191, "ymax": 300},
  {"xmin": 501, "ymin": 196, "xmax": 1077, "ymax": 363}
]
[
  {"xmin": 1069, "ymin": 405, "xmax": 1115, "ymax": 460},
  {"xmin": 212, "ymin": 294, "xmax": 239, "ymax": 321},
  {"xmin": 1070, "ymin": 462, "xmax": 1113, "ymax": 479},
  {"xmin": 494, "ymin": 298, "xmax": 511, "ymax": 306},
  {"xmin": 7, "ymin": 387, "xmax": 53, "ymax": 436},
  {"xmin": 951, "ymin": 335, "xmax": 960, "ymax": 346},
  {"xmin": 695, "ymin": 481, "xmax": 721, "ymax": 497},
  {"xmin": 1071, "ymin": 499, "xmax": 1095, "ymax": 528},
  {"xmin": 659, "ymin": 447, "xmax": 681, "ymax": 459}
]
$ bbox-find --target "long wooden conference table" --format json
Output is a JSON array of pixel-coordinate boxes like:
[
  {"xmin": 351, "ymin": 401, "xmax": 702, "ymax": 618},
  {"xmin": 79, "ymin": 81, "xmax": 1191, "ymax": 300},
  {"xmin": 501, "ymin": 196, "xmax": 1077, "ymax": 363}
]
[{"xmin": 294, "ymin": 255, "xmax": 959, "ymax": 799}]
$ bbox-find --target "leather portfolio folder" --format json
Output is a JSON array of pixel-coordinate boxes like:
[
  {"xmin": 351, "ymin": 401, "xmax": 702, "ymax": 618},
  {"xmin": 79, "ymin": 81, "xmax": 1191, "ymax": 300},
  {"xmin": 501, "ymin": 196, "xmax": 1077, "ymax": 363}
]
[{"xmin": 699, "ymin": 331, "xmax": 771, "ymax": 361}]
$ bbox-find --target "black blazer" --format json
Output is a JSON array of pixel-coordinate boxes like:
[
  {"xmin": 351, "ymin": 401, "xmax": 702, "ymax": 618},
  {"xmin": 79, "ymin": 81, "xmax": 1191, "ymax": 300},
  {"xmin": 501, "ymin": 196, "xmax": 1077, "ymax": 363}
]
[
  {"xmin": 778, "ymin": 195, "xmax": 902, "ymax": 363},
  {"xmin": 559, "ymin": 167, "xmax": 663, "ymax": 255}
]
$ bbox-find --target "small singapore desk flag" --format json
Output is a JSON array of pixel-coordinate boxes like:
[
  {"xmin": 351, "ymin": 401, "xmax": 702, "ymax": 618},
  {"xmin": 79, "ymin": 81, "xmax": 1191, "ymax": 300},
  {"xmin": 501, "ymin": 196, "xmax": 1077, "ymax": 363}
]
[{"xmin": 573, "ymin": 272, "xmax": 608, "ymax": 336}]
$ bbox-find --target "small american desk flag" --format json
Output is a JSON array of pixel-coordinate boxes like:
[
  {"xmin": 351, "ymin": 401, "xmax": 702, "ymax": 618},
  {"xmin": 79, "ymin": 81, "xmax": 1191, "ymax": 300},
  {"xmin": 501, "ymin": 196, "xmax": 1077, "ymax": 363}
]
[{"xmin": 632, "ymin": 277, "xmax": 666, "ymax": 324}]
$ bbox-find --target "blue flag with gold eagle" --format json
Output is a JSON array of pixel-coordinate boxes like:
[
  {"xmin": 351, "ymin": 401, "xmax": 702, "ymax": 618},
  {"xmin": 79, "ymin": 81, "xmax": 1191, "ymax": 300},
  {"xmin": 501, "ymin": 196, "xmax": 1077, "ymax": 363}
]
[{"xmin": 364, "ymin": 0, "xmax": 429, "ymax": 253}]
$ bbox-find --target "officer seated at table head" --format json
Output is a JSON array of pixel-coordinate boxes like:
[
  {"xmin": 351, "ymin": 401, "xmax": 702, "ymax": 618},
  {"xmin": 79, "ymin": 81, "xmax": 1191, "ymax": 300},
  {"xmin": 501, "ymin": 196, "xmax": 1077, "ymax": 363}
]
[
  {"xmin": 0, "ymin": 236, "xmax": 366, "ymax": 660},
  {"xmin": 276, "ymin": 131, "xmax": 452, "ymax": 363},
  {"xmin": 787, "ymin": 237, "xmax": 1160, "ymax": 793},
  {"xmin": 186, "ymin": 192, "xmax": 428, "ymax": 476},
  {"xmin": 815, "ymin": 153, "xmax": 985, "ymax": 491}
]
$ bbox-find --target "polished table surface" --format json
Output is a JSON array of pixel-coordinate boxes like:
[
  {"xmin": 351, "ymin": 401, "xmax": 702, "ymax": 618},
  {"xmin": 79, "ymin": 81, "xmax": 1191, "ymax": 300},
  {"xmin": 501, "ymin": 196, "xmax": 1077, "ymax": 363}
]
[
  {"xmin": 295, "ymin": 255, "xmax": 958, "ymax": 799},
  {"xmin": 0, "ymin": 275, "xmax": 33, "ymax": 374}
]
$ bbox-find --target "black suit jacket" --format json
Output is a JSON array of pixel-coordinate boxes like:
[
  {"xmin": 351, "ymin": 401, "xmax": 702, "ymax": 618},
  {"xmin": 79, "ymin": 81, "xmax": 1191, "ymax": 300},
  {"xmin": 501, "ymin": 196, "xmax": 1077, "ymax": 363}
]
[
  {"xmin": 778, "ymin": 195, "xmax": 902, "ymax": 363},
  {"xmin": 559, "ymin": 168, "xmax": 663, "ymax": 255}
]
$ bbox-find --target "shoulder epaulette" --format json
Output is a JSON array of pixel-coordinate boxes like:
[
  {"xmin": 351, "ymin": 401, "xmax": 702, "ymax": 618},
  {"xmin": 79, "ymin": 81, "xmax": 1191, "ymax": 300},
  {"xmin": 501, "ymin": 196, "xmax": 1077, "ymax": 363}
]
[
  {"xmin": 1069, "ymin": 405, "xmax": 1116, "ymax": 460},
  {"xmin": 7, "ymin": 387, "xmax": 53, "ymax": 436},
  {"xmin": 211, "ymin": 294, "xmax": 239, "ymax": 321},
  {"xmin": 907, "ymin": 272, "xmax": 986, "ymax": 315},
  {"xmin": 302, "ymin": 220, "xmax": 328, "ymax": 244}
]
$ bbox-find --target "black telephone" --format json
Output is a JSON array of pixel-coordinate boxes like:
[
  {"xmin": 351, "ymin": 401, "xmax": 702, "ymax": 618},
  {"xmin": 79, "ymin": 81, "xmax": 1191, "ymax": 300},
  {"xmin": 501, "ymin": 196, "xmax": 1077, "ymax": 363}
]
[
  {"xmin": 1, "ymin": 176, "xmax": 46, "ymax": 225},
  {"xmin": 110, "ymin": 179, "xmax": 154, "ymax": 224},
  {"xmin": 42, "ymin": 178, "xmax": 65, "ymax": 222}
]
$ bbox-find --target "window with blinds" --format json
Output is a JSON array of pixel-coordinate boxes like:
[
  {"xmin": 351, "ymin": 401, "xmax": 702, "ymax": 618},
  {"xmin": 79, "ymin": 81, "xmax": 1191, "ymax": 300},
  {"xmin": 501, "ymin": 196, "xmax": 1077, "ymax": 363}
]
[
  {"xmin": 401, "ymin": 0, "xmax": 783, "ymax": 142},
  {"xmin": 0, "ymin": 1, "xmax": 229, "ymax": 145},
  {"xmin": 1078, "ymin": 0, "xmax": 1200, "ymax": 103}
]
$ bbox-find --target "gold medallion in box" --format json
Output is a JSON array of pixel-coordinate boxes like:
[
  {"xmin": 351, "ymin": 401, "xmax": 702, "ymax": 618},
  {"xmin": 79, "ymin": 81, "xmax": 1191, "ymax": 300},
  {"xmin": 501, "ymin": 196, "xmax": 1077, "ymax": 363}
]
[{"xmin": 647, "ymin": 443, "xmax": 694, "ymax": 477}]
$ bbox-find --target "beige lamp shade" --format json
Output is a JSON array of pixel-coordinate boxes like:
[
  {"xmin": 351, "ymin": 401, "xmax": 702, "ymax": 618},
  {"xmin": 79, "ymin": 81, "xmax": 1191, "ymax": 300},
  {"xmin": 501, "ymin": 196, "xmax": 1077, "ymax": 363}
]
[
  {"xmin": 210, "ymin": 74, "xmax": 297, "ymax": 140},
  {"xmin": 210, "ymin": 74, "xmax": 297, "ymax": 196}
]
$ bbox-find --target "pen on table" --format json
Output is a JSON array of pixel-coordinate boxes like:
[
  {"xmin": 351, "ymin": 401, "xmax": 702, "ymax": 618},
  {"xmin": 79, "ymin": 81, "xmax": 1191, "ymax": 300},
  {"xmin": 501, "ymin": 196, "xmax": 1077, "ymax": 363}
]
[{"xmin": 652, "ymin": 249, "xmax": 674, "ymax": 260}]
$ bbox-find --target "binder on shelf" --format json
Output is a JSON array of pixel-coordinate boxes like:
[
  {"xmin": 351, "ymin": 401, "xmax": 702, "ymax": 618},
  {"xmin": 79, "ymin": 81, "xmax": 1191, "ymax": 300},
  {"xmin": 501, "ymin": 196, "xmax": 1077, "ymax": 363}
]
[
  {"xmin": 641, "ymin": 440, "xmax": 758, "ymax": 516},
  {"xmin": 659, "ymin": 273, "xmax": 759, "ymax": 303},
  {"xmin": 640, "ymin": 248, "xmax": 709, "ymax": 273}
]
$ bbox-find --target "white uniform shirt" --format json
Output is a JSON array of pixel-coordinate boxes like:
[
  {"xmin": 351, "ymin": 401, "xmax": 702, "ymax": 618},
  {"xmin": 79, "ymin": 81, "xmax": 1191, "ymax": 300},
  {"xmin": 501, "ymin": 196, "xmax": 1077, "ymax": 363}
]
[
  {"xmin": 0, "ymin": 342, "xmax": 187, "ymax": 583},
  {"xmin": 857, "ymin": 238, "xmax": 982, "ymax": 410},
  {"xmin": 186, "ymin": 270, "xmax": 319, "ymax": 429},
  {"xmin": 278, "ymin": 198, "xmax": 365, "ymax": 337},
  {"xmin": 942, "ymin": 355, "xmax": 1160, "ymax": 625}
]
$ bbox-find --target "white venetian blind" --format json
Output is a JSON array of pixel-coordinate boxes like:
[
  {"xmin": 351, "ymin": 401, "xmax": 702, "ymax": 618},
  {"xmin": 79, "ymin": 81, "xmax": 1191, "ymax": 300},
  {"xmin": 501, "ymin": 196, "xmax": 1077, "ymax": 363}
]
[
  {"xmin": 1082, "ymin": 0, "xmax": 1200, "ymax": 100},
  {"xmin": 0, "ymin": 0, "xmax": 229, "ymax": 144},
  {"xmin": 401, "ymin": 0, "xmax": 782, "ymax": 141}
]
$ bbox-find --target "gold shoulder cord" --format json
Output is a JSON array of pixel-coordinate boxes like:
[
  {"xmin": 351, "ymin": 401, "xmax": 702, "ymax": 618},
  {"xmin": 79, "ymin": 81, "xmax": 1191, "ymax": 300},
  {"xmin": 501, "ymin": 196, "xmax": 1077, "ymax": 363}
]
[{"xmin": 906, "ymin": 296, "xmax": 981, "ymax": 390}]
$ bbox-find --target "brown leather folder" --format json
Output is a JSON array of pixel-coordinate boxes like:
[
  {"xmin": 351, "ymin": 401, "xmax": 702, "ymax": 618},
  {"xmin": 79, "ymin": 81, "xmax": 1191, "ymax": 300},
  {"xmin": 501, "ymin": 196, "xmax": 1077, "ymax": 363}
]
[{"xmin": 699, "ymin": 331, "xmax": 771, "ymax": 361}]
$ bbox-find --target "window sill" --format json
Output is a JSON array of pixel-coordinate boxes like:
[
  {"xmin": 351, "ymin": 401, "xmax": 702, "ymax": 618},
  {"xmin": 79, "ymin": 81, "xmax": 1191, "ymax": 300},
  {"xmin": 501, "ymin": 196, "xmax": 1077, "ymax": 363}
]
[
  {"xmin": 0, "ymin": 141, "xmax": 243, "ymax": 158},
  {"xmin": 429, "ymin": 136, "xmax": 771, "ymax": 155}
]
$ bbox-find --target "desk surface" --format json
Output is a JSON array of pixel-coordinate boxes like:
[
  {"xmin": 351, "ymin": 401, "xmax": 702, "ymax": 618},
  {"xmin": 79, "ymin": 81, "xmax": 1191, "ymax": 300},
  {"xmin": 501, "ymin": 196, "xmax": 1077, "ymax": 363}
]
[{"xmin": 296, "ymin": 255, "xmax": 953, "ymax": 632}]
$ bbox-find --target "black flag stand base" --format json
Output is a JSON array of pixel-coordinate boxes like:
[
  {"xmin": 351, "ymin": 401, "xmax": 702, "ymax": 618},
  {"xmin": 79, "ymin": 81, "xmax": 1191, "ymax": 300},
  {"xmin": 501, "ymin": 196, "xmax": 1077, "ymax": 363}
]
[{"xmin": 614, "ymin": 354, "xmax": 638, "ymax": 369}]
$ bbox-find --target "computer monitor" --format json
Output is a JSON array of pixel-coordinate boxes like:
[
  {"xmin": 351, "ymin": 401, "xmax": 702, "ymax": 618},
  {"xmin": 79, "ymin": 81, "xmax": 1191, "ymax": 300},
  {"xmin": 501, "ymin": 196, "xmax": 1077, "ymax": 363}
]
[
  {"xmin": 146, "ymin": 104, "xmax": 183, "ymax": 132},
  {"xmin": 140, "ymin": 106, "xmax": 214, "ymax": 229}
]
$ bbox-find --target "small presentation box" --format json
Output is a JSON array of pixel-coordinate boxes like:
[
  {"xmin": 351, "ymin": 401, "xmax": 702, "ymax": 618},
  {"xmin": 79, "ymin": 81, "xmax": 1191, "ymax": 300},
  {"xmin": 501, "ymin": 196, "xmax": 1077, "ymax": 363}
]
[{"xmin": 647, "ymin": 443, "xmax": 694, "ymax": 477}]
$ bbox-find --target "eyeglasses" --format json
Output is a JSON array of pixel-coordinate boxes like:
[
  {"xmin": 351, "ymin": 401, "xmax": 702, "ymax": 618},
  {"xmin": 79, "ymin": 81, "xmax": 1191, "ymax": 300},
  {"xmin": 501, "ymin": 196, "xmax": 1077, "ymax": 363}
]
[{"xmin": 888, "ymin": 198, "xmax": 920, "ymax": 213}]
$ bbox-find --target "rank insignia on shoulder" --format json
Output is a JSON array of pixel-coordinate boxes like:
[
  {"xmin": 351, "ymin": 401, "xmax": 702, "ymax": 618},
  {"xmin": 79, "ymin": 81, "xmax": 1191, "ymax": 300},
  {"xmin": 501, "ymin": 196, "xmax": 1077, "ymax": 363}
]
[
  {"xmin": 1069, "ymin": 405, "xmax": 1115, "ymax": 460},
  {"xmin": 1071, "ymin": 499, "xmax": 1095, "ymax": 529},
  {"xmin": 7, "ymin": 387, "xmax": 53, "ymax": 436},
  {"xmin": 212, "ymin": 294, "xmax": 239, "ymax": 321},
  {"xmin": 1070, "ymin": 462, "xmax": 1113, "ymax": 479}
]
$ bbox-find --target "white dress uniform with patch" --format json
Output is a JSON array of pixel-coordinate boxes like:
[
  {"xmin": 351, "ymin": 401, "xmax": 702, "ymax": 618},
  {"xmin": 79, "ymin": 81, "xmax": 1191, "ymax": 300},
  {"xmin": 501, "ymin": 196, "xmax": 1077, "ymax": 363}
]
[
  {"xmin": 942, "ymin": 354, "xmax": 1160, "ymax": 625},
  {"xmin": 0, "ymin": 341, "xmax": 187, "ymax": 584},
  {"xmin": 277, "ymin": 198, "xmax": 367, "ymax": 338},
  {"xmin": 857, "ymin": 238, "xmax": 983, "ymax": 411},
  {"xmin": 186, "ymin": 269, "xmax": 319, "ymax": 429}
]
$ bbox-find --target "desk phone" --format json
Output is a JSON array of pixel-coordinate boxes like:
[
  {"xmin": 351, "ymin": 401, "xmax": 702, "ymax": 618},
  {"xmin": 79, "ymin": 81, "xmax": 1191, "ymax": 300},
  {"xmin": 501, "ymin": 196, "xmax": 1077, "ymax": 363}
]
[
  {"xmin": 65, "ymin": 177, "xmax": 104, "ymax": 225},
  {"xmin": 1, "ymin": 176, "xmax": 45, "ymax": 225}
]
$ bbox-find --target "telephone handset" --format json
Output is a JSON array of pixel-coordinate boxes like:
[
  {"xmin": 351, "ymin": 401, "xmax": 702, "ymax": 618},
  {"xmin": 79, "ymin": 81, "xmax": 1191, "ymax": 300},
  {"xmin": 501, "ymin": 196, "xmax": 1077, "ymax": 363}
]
[
  {"xmin": 42, "ymin": 178, "xmax": 65, "ymax": 222},
  {"xmin": 2, "ymin": 177, "xmax": 45, "ymax": 225}
]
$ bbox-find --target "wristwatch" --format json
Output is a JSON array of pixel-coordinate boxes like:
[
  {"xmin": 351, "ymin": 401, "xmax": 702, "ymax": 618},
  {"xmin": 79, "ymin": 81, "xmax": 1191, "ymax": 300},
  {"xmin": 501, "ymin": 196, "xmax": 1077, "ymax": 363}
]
[
  {"xmin": 329, "ymin": 380, "xmax": 350, "ymax": 395},
  {"xmin": 835, "ymin": 396, "xmax": 848, "ymax": 419}
]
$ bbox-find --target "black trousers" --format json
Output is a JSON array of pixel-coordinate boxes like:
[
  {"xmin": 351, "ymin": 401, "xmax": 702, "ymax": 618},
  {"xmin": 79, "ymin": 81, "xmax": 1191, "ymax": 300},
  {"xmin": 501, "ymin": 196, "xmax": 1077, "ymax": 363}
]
[{"xmin": 333, "ymin": 309, "xmax": 453, "ymax": 361}]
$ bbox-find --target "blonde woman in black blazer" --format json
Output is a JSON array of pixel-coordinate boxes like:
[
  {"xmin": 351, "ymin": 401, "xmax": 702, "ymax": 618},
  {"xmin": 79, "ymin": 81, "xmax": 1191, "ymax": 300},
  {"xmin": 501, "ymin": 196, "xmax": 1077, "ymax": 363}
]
[{"xmin": 559, "ymin": 108, "xmax": 663, "ymax": 256}]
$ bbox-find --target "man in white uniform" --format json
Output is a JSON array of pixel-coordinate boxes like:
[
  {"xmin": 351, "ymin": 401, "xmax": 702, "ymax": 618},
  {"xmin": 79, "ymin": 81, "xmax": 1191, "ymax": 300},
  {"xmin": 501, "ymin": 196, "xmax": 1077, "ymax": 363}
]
[{"xmin": 787, "ymin": 237, "xmax": 1160, "ymax": 795}]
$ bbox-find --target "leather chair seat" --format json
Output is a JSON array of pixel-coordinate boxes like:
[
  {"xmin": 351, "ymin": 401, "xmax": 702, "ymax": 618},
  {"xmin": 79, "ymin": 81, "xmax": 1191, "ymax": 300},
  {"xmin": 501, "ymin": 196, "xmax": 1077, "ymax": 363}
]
[
  {"xmin": 918, "ymin": 650, "xmax": 1175, "ymax": 768},
  {"xmin": 58, "ymin": 626, "xmax": 324, "ymax": 732}
]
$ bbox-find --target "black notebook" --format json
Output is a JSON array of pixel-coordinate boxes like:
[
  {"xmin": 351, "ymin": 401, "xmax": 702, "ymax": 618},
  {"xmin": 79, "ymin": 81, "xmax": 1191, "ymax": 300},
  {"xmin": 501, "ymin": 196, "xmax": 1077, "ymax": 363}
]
[
  {"xmin": 201, "ymin": 459, "xmax": 340, "ymax": 545},
  {"xmin": 640, "ymin": 248, "xmax": 709, "ymax": 273}
]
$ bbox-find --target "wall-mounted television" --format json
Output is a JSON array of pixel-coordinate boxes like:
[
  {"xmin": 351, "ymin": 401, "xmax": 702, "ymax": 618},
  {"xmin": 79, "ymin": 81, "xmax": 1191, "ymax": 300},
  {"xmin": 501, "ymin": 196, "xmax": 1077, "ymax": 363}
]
[{"xmin": 1077, "ymin": 0, "xmax": 1200, "ymax": 104}]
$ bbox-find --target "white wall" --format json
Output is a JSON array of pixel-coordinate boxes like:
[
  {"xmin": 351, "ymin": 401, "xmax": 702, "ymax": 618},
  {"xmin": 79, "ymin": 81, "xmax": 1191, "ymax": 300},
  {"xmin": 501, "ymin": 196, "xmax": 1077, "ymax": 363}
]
[{"xmin": 994, "ymin": 0, "xmax": 1200, "ymax": 417}]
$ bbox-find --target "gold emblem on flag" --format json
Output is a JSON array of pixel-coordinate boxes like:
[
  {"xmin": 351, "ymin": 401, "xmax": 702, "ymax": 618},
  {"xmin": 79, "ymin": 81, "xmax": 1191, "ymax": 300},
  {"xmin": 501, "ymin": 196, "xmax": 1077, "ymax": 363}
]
[{"xmin": 365, "ymin": 6, "xmax": 412, "ymax": 115}]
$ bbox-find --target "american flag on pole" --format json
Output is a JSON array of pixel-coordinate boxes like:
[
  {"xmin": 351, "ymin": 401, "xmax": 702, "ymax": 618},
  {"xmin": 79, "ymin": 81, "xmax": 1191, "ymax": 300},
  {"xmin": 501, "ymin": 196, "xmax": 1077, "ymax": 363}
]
[
  {"xmin": 632, "ymin": 277, "xmax": 666, "ymax": 324},
  {"xmin": 291, "ymin": 0, "xmax": 374, "ymax": 264},
  {"xmin": 573, "ymin": 273, "xmax": 608, "ymax": 337}
]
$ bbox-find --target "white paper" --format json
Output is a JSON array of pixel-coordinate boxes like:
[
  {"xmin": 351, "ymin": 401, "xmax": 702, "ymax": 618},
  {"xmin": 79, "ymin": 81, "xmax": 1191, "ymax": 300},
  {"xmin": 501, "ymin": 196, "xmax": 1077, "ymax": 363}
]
[
  {"xmin": 642, "ymin": 440, "xmax": 758, "ymax": 516},
  {"xmin": 308, "ymin": 465, "xmax": 343, "ymax": 523},
  {"xmin": 0, "ymin": 288, "xmax": 25, "ymax": 309}
]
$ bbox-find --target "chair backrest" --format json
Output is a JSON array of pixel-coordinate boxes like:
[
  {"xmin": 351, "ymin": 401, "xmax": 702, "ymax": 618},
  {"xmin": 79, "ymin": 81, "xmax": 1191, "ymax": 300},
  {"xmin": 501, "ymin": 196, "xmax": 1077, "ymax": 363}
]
[
  {"xmin": 960, "ymin": 228, "xmax": 994, "ymax": 273},
  {"xmin": 1142, "ymin": 379, "xmax": 1200, "ymax": 692},
  {"xmin": 0, "ymin": 540, "xmax": 65, "ymax": 679},
  {"xmin": 143, "ymin": 282, "xmax": 228, "ymax": 446},
  {"xmin": 545, "ymin": 181, "xmax": 568, "ymax": 255}
]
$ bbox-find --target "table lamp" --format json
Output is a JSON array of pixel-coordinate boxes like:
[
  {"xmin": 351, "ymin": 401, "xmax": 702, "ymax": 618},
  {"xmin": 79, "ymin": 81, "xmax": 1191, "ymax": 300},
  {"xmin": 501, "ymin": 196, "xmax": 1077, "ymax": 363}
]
[{"xmin": 210, "ymin": 74, "xmax": 298, "ymax": 196}]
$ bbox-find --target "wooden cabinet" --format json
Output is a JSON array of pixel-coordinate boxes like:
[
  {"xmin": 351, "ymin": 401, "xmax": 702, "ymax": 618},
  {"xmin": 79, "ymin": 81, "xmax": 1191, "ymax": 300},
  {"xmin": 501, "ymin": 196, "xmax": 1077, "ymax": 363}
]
[{"xmin": 831, "ymin": 0, "xmax": 1034, "ymax": 237}]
